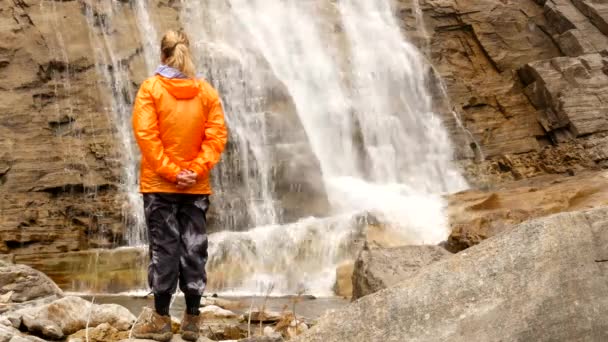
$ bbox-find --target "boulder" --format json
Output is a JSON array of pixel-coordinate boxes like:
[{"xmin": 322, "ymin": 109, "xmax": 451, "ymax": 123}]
[
  {"xmin": 17, "ymin": 296, "xmax": 135, "ymax": 338},
  {"xmin": 351, "ymin": 244, "xmax": 450, "ymax": 300},
  {"xmin": 294, "ymin": 208, "xmax": 608, "ymax": 341},
  {"xmin": 0, "ymin": 263, "xmax": 62, "ymax": 304}
]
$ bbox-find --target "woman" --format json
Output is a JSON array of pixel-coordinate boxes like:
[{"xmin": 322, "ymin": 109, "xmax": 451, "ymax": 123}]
[{"xmin": 131, "ymin": 30, "xmax": 227, "ymax": 342}]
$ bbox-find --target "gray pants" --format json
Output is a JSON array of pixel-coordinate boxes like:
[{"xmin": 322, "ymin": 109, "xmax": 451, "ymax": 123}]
[{"xmin": 143, "ymin": 193, "xmax": 209, "ymax": 296}]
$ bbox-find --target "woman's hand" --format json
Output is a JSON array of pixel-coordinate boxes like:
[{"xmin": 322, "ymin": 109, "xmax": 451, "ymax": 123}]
[{"xmin": 176, "ymin": 170, "xmax": 197, "ymax": 190}]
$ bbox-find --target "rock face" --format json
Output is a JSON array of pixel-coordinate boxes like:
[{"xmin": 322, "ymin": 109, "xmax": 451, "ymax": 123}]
[
  {"xmin": 351, "ymin": 244, "xmax": 450, "ymax": 300},
  {"xmin": 294, "ymin": 208, "xmax": 608, "ymax": 341},
  {"xmin": 399, "ymin": 0, "xmax": 608, "ymax": 186},
  {"xmin": 448, "ymin": 170, "xmax": 608, "ymax": 251}
]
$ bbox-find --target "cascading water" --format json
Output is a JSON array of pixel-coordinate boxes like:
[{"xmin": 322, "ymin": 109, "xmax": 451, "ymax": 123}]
[
  {"xmin": 79, "ymin": 0, "xmax": 467, "ymax": 296},
  {"xmin": 82, "ymin": 1, "xmax": 147, "ymax": 245}
]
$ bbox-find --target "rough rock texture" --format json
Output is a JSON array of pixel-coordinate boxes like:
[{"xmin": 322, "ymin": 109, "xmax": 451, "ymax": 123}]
[
  {"xmin": 0, "ymin": 262, "xmax": 62, "ymax": 304},
  {"xmin": 16, "ymin": 296, "xmax": 135, "ymax": 338},
  {"xmin": 0, "ymin": 324, "xmax": 47, "ymax": 342},
  {"xmin": 332, "ymin": 261, "xmax": 354, "ymax": 298},
  {"xmin": 351, "ymin": 244, "xmax": 451, "ymax": 300},
  {"xmin": 0, "ymin": 0, "xmax": 135, "ymax": 257},
  {"xmin": 448, "ymin": 170, "xmax": 608, "ymax": 251},
  {"xmin": 68, "ymin": 323, "xmax": 129, "ymax": 342},
  {"xmin": 397, "ymin": 0, "xmax": 608, "ymax": 186},
  {"xmin": 294, "ymin": 208, "xmax": 608, "ymax": 342}
]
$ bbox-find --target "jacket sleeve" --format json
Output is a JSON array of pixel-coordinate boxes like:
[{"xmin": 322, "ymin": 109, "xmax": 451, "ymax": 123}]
[
  {"xmin": 188, "ymin": 88, "xmax": 228, "ymax": 178},
  {"xmin": 132, "ymin": 83, "xmax": 181, "ymax": 183}
]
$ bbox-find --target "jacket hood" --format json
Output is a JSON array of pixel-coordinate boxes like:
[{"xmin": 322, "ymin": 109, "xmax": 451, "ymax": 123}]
[
  {"xmin": 157, "ymin": 76, "xmax": 200, "ymax": 99},
  {"xmin": 154, "ymin": 65, "xmax": 200, "ymax": 99}
]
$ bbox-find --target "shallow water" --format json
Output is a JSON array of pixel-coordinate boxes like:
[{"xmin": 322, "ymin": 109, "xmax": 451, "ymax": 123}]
[{"xmin": 80, "ymin": 295, "xmax": 348, "ymax": 320}]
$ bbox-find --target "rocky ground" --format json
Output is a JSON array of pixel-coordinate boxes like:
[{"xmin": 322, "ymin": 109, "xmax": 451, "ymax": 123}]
[{"xmin": 0, "ymin": 260, "xmax": 308, "ymax": 342}]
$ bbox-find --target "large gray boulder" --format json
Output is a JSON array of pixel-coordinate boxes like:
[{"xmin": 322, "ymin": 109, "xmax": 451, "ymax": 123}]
[
  {"xmin": 351, "ymin": 245, "xmax": 451, "ymax": 300},
  {"xmin": 0, "ymin": 262, "xmax": 63, "ymax": 306},
  {"xmin": 294, "ymin": 208, "xmax": 608, "ymax": 341}
]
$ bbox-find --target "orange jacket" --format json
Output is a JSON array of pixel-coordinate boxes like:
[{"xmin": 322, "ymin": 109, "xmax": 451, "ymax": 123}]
[{"xmin": 132, "ymin": 75, "xmax": 227, "ymax": 194}]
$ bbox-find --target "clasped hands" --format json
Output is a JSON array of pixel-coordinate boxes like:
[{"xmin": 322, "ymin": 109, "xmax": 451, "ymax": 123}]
[{"xmin": 176, "ymin": 170, "xmax": 197, "ymax": 190}]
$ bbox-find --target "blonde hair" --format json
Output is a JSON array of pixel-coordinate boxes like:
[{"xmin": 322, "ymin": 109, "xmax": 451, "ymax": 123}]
[{"xmin": 161, "ymin": 30, "xmax": 196, "ymax": 78}]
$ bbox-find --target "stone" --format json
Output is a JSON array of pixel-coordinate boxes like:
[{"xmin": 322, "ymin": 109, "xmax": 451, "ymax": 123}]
[
  {"xmin": 68, "ymin": 323, "xmax": 129, "ymax": 342},
  {"xmin": 294, "ymin": 208, "xmax": 608, "ymax": 341},
  {"xmin": 89, "ymin": 304, "xmax": 136, "ymax": 331},
  {"xmin": 0, "ymin": 325, "xmax": 16, "ymax": 342},
  {"xmin": 199, "ymin": 305, "xmax": 241, "ymax": 321},
  {"xmin": 521, "ymin": 53, "xmax": 608, "ymax": 138},
  {"xmin": 238, "ymin": 337, "xmax": 284, "ymax": 342},
  {"xmin": 200, "ymin": 322, "xmax": 246, "ymax": 340},
  {"xmin": 21, "ymin": 315, "xmax": 63, "ymax": 339},
  {"xmin": 17, "ymin": 296, "xmax": 135, "ymax": 337},
  {"xmin": 263, "ymin": 326, "xmax": 282, "ymax": 339},
  {"xmin": 332, "ymin": 261, "xmax": 354, "ymax": 298},
  {"xmin": 447, "ymin": 170, "xmax": 608, "ymax": 251},
  {"xmin": 286, "ymin": 320, "xmax": 308, "ymax": 339},
  {"xmin": 351, "ymin": 244, "xmax": 451, "ymax": 300},
  {"xmin": 200, "ymin": 297, "xmax": 245, "ymax": 312},
  {"xmin": 243, "ymin": 310, "xmax": 283, "ymax": 324},
  {"xmin": 0, "ymin": 263, "xmax": 62, "ymax": 304}
]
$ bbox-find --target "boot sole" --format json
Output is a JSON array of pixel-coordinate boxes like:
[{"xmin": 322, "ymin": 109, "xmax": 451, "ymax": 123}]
[
  {"xmin": 132, "ymin": 331, "xmax": 173, "ymax": 342},
  {"xmin": 180, "ymin": 331, "xmax": 199, "ymax": 341}
]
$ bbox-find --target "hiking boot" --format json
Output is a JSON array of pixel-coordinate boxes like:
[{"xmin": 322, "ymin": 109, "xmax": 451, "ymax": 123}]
[
  {"xmin": 179, "ymin": 312, "xmax": 202, "ymax": 341},
  {"xmin": 132, "ymin": 309, "xmax": 173, "ymax": 342}
]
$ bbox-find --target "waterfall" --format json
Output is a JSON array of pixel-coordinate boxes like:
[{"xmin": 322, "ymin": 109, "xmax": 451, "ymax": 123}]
[
  {"xmin": 179, "ymin": 0, "xmax": 466, "ymax": 241},
  {"xmin": 76, "ymin": 0, "xmax": 467, "ymax": 295},
  {"xmin": 82, "ymin": 1, "xmax": 147, "ymax": 245}
]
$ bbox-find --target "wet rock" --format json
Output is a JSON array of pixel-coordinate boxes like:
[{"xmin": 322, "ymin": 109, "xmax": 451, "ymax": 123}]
[
  {"xmin": 17, "ymin": 296, "xmax": 135, "ymax": 337},
  {"xmin": 332, "ymin": 261, "xmax": 354, "ymax": 298},
  {"xmin": 294, "ymin": 208, "xmax": 608, "ymax": 341},
  {"xmin": 0, "ymin": 263, "xmax": 62, "ymax": 304},
  {"xmin": 351, "ymin": 244, "xmax": 450, "ymax": 300},
  {"xmin": 13, "ymin": 248, "xmax": 148, "ymax": 294}
]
